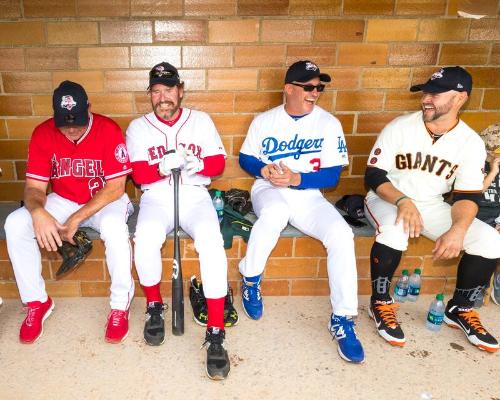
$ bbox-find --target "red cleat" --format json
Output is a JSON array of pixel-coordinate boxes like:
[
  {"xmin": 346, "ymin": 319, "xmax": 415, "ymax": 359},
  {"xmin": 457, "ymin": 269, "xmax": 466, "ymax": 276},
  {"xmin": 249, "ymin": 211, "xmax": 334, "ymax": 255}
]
[
  {"xmin": 105, "ymin": 309, "xmax": 129, "ymax": 343},
  {"xmin": 20, "ymin": 297, "xmax": 54, "ymax": 344}
]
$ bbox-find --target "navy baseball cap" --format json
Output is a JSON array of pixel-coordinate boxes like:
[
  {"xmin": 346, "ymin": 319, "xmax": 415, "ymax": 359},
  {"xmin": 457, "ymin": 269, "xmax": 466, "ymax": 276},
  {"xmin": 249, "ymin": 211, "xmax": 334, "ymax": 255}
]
[
  {"xmin": 285, "ymin": 60, "xmax": 331, "ymax": 84},
  {"xmin": 148, "ymin": 62, "xmax": 181, "ymax": 89},
  {"xmin": 410, "ymin": 66, "xmax": 472, "ymax": 96},
  {"xmin": 53, "ymin": 81, "xmax": 89, "ymax": 128}
]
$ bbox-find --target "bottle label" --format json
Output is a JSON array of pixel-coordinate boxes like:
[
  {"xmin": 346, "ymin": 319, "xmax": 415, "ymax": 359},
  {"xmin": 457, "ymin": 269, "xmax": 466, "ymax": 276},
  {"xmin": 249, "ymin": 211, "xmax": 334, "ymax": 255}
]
[
  {"xmin": 427, "ymin": 311, "xmax": 443, "ymax": 325},
  {"xmin": 395, "ymin": 286, "xmax": 408, "ymax": 296},
  {"xmin": 408, "ymin": 286, "xmax": 420, "ymax": 296},
  {"xmin": 217, "ymin": 209, "xmax": 224, "ymax": 218}
]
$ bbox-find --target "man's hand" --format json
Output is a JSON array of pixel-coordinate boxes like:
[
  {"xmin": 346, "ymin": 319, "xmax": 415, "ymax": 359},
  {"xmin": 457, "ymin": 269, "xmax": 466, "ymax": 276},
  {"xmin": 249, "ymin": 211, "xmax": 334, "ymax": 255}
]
[
  {"xmin": 31, "ymin": 208, "xmax": 64, "ymax": 251},
  {"xmin": 159, "ymin": 150, "xmax": 185, "ymax": 176},
  {"xmin": 432, "ymin": 227, "xmax": 466, "ymax": 260},
  {"xmin": 59, "ymin": 215, "xmax": 81, "ymax": 245},
  {"xmin": 266, "ymin": 161, "xmax": 301, "ymax": 188},
  {"xmin": 491, "ymin": 156, "xmax": 500, "ymax": 175},
  {"xmin": 395, "ymin": 198, "xmax": 424, "ymax": 238}
]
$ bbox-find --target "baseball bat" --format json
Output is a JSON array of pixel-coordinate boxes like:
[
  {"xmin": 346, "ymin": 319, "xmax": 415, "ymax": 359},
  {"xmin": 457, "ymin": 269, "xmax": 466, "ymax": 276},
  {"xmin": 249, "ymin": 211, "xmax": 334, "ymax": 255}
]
[{"xmin": 171, "ymin": 167, "xmax": 184, "ymax": 335}]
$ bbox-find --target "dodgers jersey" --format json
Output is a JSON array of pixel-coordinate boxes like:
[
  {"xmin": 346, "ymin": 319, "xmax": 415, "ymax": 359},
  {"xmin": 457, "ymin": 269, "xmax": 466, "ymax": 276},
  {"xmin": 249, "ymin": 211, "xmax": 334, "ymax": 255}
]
[
  {"xmin": 26, "ymin": 113, "xmax": 132, "ymax": 205},
  {"xmin": 240, "ymin": 104, "xmax": 348, "ymax": 173},
  {"xmin": 126, "ymin": 108, "xmax": 226, "ymax": 189},
  {"xmin": 367, "ymin": 111, "xmax": 486, "ymax": 202}
]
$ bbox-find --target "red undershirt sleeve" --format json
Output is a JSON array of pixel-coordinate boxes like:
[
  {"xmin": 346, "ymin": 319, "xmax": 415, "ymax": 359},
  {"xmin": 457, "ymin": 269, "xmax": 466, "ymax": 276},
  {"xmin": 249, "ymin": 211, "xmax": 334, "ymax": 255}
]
[
  {"xmin": 199, "ymin": 154, "xmax": 225, "ymax": 177},
  {"xmin": 131, "ymin": 160, "xmax": 163, "ymax": 184}
]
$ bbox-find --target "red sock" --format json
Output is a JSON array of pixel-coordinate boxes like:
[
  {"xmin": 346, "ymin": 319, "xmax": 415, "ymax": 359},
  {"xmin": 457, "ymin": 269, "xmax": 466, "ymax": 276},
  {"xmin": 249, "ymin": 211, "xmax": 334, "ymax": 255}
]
[
  {"xmin": 141, "ymin": 283, "xmax": 163, "ymax": 304},
  {"xmin": 207, "ymin": 297, "xmax": 225, "ymax": 330}
]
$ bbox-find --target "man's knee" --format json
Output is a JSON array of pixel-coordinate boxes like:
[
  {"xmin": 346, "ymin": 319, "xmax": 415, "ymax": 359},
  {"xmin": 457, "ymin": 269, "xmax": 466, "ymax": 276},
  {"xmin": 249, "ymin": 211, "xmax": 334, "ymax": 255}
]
[
  {"xmin": 257, "ymin": 204, "xmax": 290, "ymax": 231},
  {"xmin": 4, "ymin": 208, "xmax": 32, "ymax": 238},
  {"xmin": 375, "ymin": 223, "xmax": 408, "ymax": 252}
]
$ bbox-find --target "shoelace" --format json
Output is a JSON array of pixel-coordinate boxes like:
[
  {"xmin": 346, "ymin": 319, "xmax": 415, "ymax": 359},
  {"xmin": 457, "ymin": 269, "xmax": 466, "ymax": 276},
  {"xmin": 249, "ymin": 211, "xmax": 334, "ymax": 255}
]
[
  {"xmin": 243, "ymin": 282, "xmax": 261, "ymax": 302},
  {"xmin": 25, "ymin": 305, "xmax": 41, "ymax": 327},
  {"xmin": 109, "ymin": 310, "xmax": 127, "ymax": 326},
  {"xmin": 201, "ymin": 329, "xmax": 226, "ymax": 350},
  {"xmin": 458, "ymin": 309, "xmax": 486, "ymax": 334},
  {"xmin": 146, "ymin": 303, "xmax": 165, "ymax": 321},
  {"xmin": 332, "ymin": 317, "xmax": 359, "ymax": 339},
  {"xmin": 375, "ymin": 302, "xmax": 400, "ymax": 328}
]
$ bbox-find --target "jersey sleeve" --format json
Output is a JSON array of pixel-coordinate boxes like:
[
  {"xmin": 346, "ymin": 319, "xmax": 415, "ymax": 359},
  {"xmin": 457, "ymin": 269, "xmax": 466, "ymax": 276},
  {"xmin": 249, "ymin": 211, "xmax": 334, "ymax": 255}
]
[
  {"xmin": 25, "ymin": 125, "xmax": 52, "ymax": 182},
  {"xmin": 453, "ymin": 135, "xmax": 486, "ymax": 193},
  {"xmin": 102, "ymin": 120, "xmax": 132, "ymax": 181},
  {"xmin": 366, "ymin": 120, "xmax": 399, "ymax": 172},
  {"xmin": 126, "ymin": 118, "xmax": 151, "ymax": 163},
  {"xmin": 199, "ymin": 113, "xmax": 226, "ymax": 158},
  {"xmin": 320, "ymin": 116, "xmax": 349, "ymax": 168}
]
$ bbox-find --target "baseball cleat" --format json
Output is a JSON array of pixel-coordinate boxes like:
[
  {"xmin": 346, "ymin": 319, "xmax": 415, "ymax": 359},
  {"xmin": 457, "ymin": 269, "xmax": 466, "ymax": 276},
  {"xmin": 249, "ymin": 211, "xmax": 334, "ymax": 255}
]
[
  {"xmin": 444, "ymin": 302, "xmax": 499, "ymax": 353},
  {"xmin": 19, "ymin": 297, "xmax": 54, "ymax": 344},
  {"xmin": 190, "ymin": 276, "xmax": 208, "ymax": 326},
  {"xmin": 241, "ymin": 275, "xmax": 263, "ymax": 320},
  {"xmin": 203, "ymin": 327, "xmax": 230, "ymax": 380},
  {"xmin": 368, "ymin": 297, "xmax": 406, "ymax": 347},
  {"xmin": 105, "ymin": 309, "xmax": 129, "ymax": 344},
  {"xmin": 223, "ymin": 286, "xmax": 239, "ymax": 327},
  {"xmin": 144, "ymin": 301, "xmax": 166, "ymax": 346},
  {"xmin": 328, "ymin": 314, "xmax": 365, "ymax": 363}
]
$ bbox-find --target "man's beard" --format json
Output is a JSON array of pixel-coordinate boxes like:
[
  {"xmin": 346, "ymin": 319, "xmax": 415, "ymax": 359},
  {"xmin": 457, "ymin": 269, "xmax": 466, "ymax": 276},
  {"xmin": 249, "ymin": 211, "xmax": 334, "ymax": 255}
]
[
  {"xmin": 154, "ymin": 101, "xmax": 179, "ymax": 120},
  {"xmin": 422, "ymin": 97, "xmax": 454, "ymax": 122}
]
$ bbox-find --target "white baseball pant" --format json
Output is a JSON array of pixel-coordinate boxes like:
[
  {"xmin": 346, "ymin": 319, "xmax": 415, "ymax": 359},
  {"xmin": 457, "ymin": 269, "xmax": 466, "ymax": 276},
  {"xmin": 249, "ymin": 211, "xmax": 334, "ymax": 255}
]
[
  {"xmin": 239, "ymin": 179, "xmax": 359, "ymax": 316},
  {"xmin": 364, "ymin": 190, "xmax": 500, "ymax": 259},
  {"xmin": 5, "ymin": 192, "xmax": 135, "ymax": 310},
  {"xmin": 133, "ymin": 183, "xmax": 227, "ymax": 299}
]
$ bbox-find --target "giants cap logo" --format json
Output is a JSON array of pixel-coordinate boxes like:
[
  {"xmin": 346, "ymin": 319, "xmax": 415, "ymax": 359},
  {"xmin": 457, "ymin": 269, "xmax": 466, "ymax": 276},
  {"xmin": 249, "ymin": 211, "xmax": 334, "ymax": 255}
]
[
  {"xmin": 305, "ymin": 62, "xmax": 318, "ymax": 71},
  {"xmin": 114, "ymin": 144, "xmax": 129, "ymax": 163},
  {"xmin": 60, "ymin": 95, "xmax": 77, "ymax": 111},
  {"xmin": 430, "ymin": 68, "xmax": 444, "ymax": 81}
]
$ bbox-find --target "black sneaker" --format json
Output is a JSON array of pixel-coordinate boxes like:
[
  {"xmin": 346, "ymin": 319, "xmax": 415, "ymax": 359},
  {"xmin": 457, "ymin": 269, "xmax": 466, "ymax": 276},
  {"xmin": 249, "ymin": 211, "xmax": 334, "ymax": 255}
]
[
  {"xmin": 368, "ymin": 297, "xmax": 406, "ymax": 347},
  {"xmin": 144, "ymin": 301, "xmax": 166, "ymax": 346},
  {"xmin": 224, "ymin": 286, "xmax": 239, "ymax": 328},
  {"xmin": 444, "ymin": 302, "xmax": 499, "ymax": 353},
  {"xmin": 190, "ymin": 276, "xmax": 208, "ymax": 326},
  {"xmin": 203, "ymin": 327, "xmax": 230, "ymax": 380}
]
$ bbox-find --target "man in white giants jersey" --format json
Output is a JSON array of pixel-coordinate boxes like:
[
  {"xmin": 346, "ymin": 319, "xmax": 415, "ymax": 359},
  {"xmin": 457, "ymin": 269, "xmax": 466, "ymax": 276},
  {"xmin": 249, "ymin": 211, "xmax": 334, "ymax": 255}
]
[
  {"xmin": 239, "ymin": 60, "xmax": 365, "ymax": 363},
  {"xmin": 126, "ymin": 62, "xmax": 230, "ymax": 380},
  {"xmin": 364, "ymin": 67, "xmax": 500, "ymax": 353}
]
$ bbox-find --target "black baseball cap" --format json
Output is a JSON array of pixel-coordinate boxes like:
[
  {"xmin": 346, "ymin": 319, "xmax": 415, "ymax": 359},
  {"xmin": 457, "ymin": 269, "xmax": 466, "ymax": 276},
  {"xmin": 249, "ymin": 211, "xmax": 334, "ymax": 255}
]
[
  {"xmin": 410, "ymin": 66, "xmax": 472, "ymax": 96},
  {"xmin": 53, "ymin": 81, "xmax": 89, "ymax": 128},
  {"xmin": 285, "ymin": 60, "xmax": 331, "ymax": 84},
  {"xmin": 148, "ymin": 62, "xmax": 181, "ymax": 89}
]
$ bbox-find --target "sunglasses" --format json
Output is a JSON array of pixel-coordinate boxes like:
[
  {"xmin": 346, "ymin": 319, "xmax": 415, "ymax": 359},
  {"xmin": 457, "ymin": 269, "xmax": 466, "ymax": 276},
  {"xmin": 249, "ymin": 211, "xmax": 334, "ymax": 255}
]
[{"xmin": 290, "ymin": 82, "xmax": 326, "ymax": 92}]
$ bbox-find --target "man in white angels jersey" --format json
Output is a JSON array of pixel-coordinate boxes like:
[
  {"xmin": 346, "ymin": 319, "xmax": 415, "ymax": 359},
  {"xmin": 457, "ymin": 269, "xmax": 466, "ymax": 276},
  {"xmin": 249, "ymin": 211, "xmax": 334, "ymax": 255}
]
[
  {"xmin": 5, "ymin": 81, "xmax": 134, "ymax": 344},
  {"xmin": 126, "ymin": 62, "xmax": 230, "ymax": 380},
  {"xmin": 238, "ymin": 60, "xmax": 365, "ymax": 363},
  {"xmin": 364, "ymin": 66, "xmax": 500, "ymax": 353}
]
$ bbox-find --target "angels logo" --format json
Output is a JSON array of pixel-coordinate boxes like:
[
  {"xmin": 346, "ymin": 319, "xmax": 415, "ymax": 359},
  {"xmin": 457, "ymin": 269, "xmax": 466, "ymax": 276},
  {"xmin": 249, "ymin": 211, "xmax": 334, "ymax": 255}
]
[
  {"xmin": 305, "ymin": 62, "xmax": 318, "ymax": 71},
  {"xmin": 430, "ymin": 69, "xmax": 444, "ymax": 80},
  {"xmin": 114, "ymin": 143, "xmax": 129, "ymax": 163},
  {"xmin": 60, "ymin": 95, "xmax": 77, "ymax": 111}
]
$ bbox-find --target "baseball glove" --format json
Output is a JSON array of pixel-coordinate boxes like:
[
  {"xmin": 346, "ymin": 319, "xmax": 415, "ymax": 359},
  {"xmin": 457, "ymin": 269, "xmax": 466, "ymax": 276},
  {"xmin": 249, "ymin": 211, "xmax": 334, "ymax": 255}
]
[
  {"xmin": 56, "ymin": 230, "xmax": 92, "ymax": 279},
  {"xmin": 224, "ymin": 189, "xmax": 253, "ymax": 215}
]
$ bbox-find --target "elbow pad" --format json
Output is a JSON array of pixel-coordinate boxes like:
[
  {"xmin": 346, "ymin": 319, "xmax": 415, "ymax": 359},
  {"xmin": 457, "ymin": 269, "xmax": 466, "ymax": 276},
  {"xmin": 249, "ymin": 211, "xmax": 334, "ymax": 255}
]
[{"xmin": 365, "ymin": 167, "xmax": 390, "ymax": 192}]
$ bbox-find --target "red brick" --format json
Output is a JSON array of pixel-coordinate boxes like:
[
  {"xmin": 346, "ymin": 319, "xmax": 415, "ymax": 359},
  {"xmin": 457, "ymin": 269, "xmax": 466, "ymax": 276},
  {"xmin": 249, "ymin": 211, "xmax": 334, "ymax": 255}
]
[
  {"xmin": 483, "ymin": 90, "xmax": 500, "ymax": 110},
  {"xmin": 212, "ymin": 115, "xmax": 254, "ymax": 135},
  {"xmin": 343, "ymin": 0, "xmax": 394, "ymax": 15},
  {"xmin": 396, "ymin": 0, "xmax": 446, "ymax": 15},
  {"xmin": 101, "ymin": 21, "xmax": 152, "ymax": 44},
  {"xmin": 27, "ymin": 48, "xmax": 78, "ymax": 71},
  {"xmin": 265, "ymin": 258, "xmax": 319, "ymax": 278},
  {"xmin": 286, "ymin": 46, "xmax": 336, "ymax": 67},
  {"xmin": 262, "ymin": 20, "xmax": 312, "ymax": 43},
  {"xmin": 53, "ymin": 71, "xmax": 104, "ymax": 93},
  {"xmin": 0, "ymin": 282, "xmax": 21, "ymax": 299},
  {"xmin": 183, "ymin": 92, "xmax": 234, "ymax": 113},
  {"xmin": 323, "ymin": 177, "xmax": 366, "ymax": 199},
  {"xmin": 155, "ymin": 20, "xmax": 206, "ymax": 43},
  {"xmin": 461, "ymin": 112, "xmax": 500, "ymax": 133},
  {"xmin": 3, "ymin": 72, "xmax": 52, "ymax": 94},
  {"xmin": 313, "ymin": 20, "xmax": 364, "ymax": 42},
  {"xmin": 81, "ymin": 282, "xmax": 110, "ymax": 297},
  {"xmin": 130, "ymin": 46, "xmax": 181, "ymax": 68},
  {"xmin": 439, "ymin": 43, "xmax": 490, "ymax": 65},
  {"xmin": 0, "ymin": 22, "xmax": 45, "ymax": 46},
  {"xmin": 357, "ymin": 112, "xmax": 401, "ymax": 134},
  {"xmin": 336, "ymin": 91, "xmax": 384, "ymax": 111},
  {"xmin": 0, "ymin": 140, "xmax": 29, "ymax": 159},
  {"xmin": 79, "ymin": 47, "xmax": 129, "ymax": 69},
  {"xmin": 328, "ymin": 68, "xmax": 360, "ymax": 90},
  {"xmin": 345, "ymin": 134, "xmax": 377, "ymax": 155},
  {"xmin": 182, "ymin": 46, "xmax": 232, "ymax": 68},
  {"xmin": 208, "ymin": 69, "xmax": 257, "ymax": 91},
  {"xmin": 362, "ymin": 68, "xmax": 410, "ymax": 89},
  {"xmin": 469, "ymin": 18, "xmax": 500, "ymax": 41},
  {"xmin": 467, "ymin": 67, "xmax": 500, "ymax": 88},
  {"xmin": 78, "ymin": 0, "xmax": 129, "ymax": 16},
  {"xmin": 491, "ymin": 44, "xmax": 500, "ymax": 65},
  {"xmin": 89, "ymin": 93, "xmax": 134, "ymax": 115},
  {"xmin": 338, "ymin": 44, "xmax": 388, "ymax": 66},
  {"xmin": 389, "ymin": 44, "xmax": 439, "ymax": 66},
  {"xmin": 418, "ymin": 19, "xmax": 469, "ymax": 41},
  {"xmin": 0, "ymin": 49, "xmax": 25, "ymax": 71},
  {"xmin": 0, "ymin": 96, "xmax": 32, "ymax": 116},
  {"xmin": 23, "ymin": 0, "xmax": 76, "ymax": 17},
  {"xmin": 259, "ymin": 69, "xmax": 286, "ymax": 90},
  {"xmin": 337, "ymin": 114, "xmax": 355, "ymax": 135},
  {"xmin": 235, "ymin": 45, "xmax": 285, "ymax": 67},
  {"xmin": 350, "ymin": 156, "xmax": 368, "ymax": 175},
  {"xmin": 131, "ymin": 0, "xmax": 183, "ymax": 16},
  {"xmin": 105, "ymin": 70, "xmax": 149, "ymax": 92},
  {"xmin": 0, "ymin": 182, "xmax": 24, "ymax": 201},
  {"xmin": 418, "ymin": 278, "xmax": 446, "ymax": 294},
  {"xmin": 234, "ymin": 92, "xmax": 282, "ymax": 113},
  {"xmin": 46, "ymin": 281, "xmax": 81, "ymax": 297},
  {"xmin": 47, "ymin": 22, "xmax": 98, "ymax": 45},
  {"xmin": 290, "ymin": 0, "xmax": 340, "ymax": 16},
  {"xmin": 421, "ymin": 257, "xmax": 458, "ymax": 277},
  {"xmin": 185, "ymin": 0, "xmax": 236, "ymax": 16},
  {"xmin": 0, "ymin": 0, "xmax": 21, "ymax": 18},
  {"xmin": 7, "ymin": 118, "xmax": 46, "ymax": 139},
  {"xmin": 291, "ymin": 279, "xmax": 330, "ymax": 295},
  {"xmin": 57, "ymin": 260, "xmax": 106, "ymax": 281},
  {"xmin": 237, "ymin": 0, "xmax": 288, "ymax": 15},
  {"xmin": 261, "ymin": 280, "xmax": 290, "ymax": 295},
  {"xmin": 294, "ymin": 237, "xmax": 326, "ymax": 257},
  {"xmin": 366, "ymin": 19, "xmax": 418, "ymax": 42},
  {"xmin": 208, "ymin": 20, "xmax": 259, "ymax": 43},
  {"xmin": 385, "ymin": 92, "xmax": 421, "ymax": 111}
]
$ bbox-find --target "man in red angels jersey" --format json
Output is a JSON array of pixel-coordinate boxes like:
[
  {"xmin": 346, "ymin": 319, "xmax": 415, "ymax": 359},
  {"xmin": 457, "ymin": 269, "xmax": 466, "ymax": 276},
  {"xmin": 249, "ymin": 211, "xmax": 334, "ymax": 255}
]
[
  {"xmin": 5, "ymin": 81, "xmax": 134, "ymax": 344},
  {"xmin": 126, "ymin": 62, "xmax": 230, "ymax": 380}
]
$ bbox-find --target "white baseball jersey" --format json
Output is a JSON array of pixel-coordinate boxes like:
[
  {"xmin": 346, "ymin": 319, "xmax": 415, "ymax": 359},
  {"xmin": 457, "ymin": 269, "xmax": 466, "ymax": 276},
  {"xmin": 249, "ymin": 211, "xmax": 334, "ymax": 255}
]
[
  {"xmin": 126, "ymin": 108, "xmax": 226, "ymax": 188},
  {"xmin": 240, "ymin": 104, "xmax": 348, "ymax": 173},
  {"xmin": 367, "ymin": 111, "xmax": 486, "ymax": 202}
]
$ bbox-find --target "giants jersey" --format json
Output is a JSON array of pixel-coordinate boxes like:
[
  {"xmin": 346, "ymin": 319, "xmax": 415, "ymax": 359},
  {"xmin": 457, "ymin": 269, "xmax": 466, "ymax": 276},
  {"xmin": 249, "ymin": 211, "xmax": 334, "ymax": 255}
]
[
  {"xmin": 240, "ymin": 104, "xmax": 348, "ymax": 173},
  {"xmin": 367, "ymin": 111, "xmax": 485, "ymax": 202},
  {"xmin": 26, "ymin": 113, "xmax": 132, "ymax": 204},
  {"xmin": 126, "ymin": 108, "xmax": 226, "ymax": 189}
]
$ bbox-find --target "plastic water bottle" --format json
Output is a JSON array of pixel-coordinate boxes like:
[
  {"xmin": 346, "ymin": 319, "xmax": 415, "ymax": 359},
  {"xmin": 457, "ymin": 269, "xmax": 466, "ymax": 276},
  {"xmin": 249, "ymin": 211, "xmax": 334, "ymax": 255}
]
[
  {"xmin": 426, "ymin": 293, "xmax": 445, "ymax": 332},
  {"xmin": 213, "ymin": 190, "xmax": 224, "ymax": 224},
  {"xmin": 393, "ymin": 269, "xmax": 409, "ymax": 302},
  {"xmin": 407, "ymin": 268, "xmax": 422, "ymax": 302}
]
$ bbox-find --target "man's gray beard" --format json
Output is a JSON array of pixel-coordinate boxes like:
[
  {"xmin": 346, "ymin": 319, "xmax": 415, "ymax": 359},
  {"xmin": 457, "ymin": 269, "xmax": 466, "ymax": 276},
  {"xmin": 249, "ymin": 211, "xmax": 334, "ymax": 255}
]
[{"xmin": 154, "ymin": 102, "xmax": 178, "ymax": 120}]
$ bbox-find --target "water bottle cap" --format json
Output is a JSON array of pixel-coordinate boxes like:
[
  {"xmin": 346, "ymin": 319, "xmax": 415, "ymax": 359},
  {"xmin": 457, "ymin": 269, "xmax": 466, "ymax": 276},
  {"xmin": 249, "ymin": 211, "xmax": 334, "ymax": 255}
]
[
  {"xmin": 402, "ymin": 269, "xmax": 409, "ymax": 275},
  {"xmin": 215, "ymin": 190, "xmax": 222, "ymax": 196},
  {"xmin": 436, "ymin": 293, "xmax": 444, "ymax": 301},
  {"xmin": 414, "ymin": 268, "xmax": 421, "ymax": 274}
]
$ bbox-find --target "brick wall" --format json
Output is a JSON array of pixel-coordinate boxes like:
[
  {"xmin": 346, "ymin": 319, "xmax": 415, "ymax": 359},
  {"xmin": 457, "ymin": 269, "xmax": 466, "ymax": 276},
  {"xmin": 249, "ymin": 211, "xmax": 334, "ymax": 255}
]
[{"xmin": 0, "ymin": 0, "xmax": 498, "ymax": 202}]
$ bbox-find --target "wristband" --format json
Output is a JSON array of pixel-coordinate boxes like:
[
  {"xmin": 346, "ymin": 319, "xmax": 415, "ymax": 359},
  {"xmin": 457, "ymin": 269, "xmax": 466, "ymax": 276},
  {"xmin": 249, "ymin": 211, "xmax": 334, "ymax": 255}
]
[{"xmin": 395, "ymin": 195, "xmax": 409, "ymax": 206}]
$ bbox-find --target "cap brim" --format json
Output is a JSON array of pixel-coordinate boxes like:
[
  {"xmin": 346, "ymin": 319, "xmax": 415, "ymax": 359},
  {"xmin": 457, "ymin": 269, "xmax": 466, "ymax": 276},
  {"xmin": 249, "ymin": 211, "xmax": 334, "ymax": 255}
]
[
  {"xmin": 148, "ymin": 77, "xmax": 180, "ymax": 89},
  {"xmin": 410, "ymin": 81, "xmax": 456, "ymax": 94},
  {"xmin": 318, "ymin": 73, "xmax": 331, "ymax": 83},
  {"xmin": 54, "ymin": 111, "xmax": 89, "ymax": 128}
]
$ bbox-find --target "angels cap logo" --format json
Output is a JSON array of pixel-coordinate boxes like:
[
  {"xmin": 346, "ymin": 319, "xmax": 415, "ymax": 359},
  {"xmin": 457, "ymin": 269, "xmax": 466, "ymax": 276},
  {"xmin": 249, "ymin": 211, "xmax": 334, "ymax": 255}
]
[
  {"xmin": 430, "ymin": 68, "xmax": 444, "ymax": 80},
  {"xmin": 305, "ymin": 62, "xmax": 318, "ymax": 71},
  {"xmin": 61, "ymin": 95, "xmax": 77, "ymax": 111}
]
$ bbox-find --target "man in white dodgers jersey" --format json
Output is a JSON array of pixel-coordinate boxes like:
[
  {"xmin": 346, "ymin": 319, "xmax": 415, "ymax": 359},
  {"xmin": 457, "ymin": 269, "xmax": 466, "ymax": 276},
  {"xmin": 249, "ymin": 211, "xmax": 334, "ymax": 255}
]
[
  {"xmin": 238, "ymin": 60, "xmax": 365, "ymax": 363},
  {"xmin": 364, "ymin": 67, "xmax": 500, "ymax": 353},
  {"xmin": 4, "ymin": 81, "xmax": 134, "ymax": 344},
  {"xmin": 126, "ymin": 62, "xmax": 230, "ymax": 380}
]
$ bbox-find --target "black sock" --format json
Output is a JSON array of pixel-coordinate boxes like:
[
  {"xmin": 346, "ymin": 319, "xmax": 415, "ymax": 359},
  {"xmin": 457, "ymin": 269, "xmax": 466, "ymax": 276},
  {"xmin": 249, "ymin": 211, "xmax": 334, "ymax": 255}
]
[
  {"xmin": 452, "ymin": 253, "xmax": 498, "ymax": 307},
  {"xmin": 370, "ymin": 242, "xmax": 403, "ymax": 300}
]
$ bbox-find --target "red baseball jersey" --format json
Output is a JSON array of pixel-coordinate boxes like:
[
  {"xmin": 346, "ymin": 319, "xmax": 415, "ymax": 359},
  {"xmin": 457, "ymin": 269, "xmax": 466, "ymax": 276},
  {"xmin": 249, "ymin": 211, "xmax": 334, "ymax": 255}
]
[{"xmin": 26, "ymin": 113, "xmax": 132, "ymax": 204}]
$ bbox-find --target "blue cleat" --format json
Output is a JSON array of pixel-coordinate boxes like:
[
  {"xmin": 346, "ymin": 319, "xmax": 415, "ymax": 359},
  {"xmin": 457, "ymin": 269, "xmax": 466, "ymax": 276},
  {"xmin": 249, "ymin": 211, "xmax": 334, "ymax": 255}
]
[
  {"xmin": 328, "ymin": 314, "xmax": 365, "ymax": 363},
  {"xmin": 241, "ymin": 275, "xmax": 263, "ymax": 320}
]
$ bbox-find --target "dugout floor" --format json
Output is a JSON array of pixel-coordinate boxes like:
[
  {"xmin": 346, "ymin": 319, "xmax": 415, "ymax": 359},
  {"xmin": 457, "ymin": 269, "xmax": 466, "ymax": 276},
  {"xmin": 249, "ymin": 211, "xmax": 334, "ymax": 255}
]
[{"xmin": 0, "ymin": 296, "xmax": 498, "ymax": 400}]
